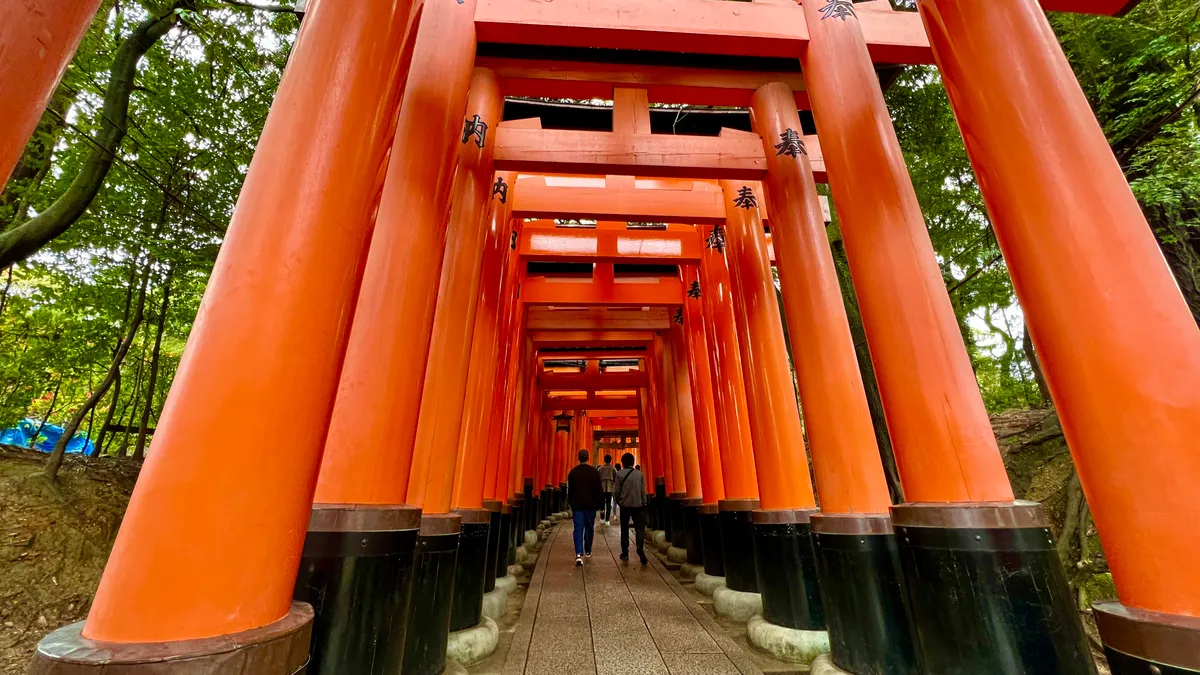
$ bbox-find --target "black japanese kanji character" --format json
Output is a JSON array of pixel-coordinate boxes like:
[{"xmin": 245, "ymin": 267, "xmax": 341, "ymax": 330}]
[
  {"xmin": 706, "ymin": 225, "xmax": 726, "ymax": 253},
  {"xmin": 733, "ymin": 186, "xmax": 758, "ymax": 210},
  {"xmin": 461, "ymin": 114, "xmax": 488, "ymax": 148},
  {"xmin": 820, "ymin": 0, "xmax": 857, "ymax": 21},
  {"xmin": 492, "ymin": 176, "xmax": 509, "ymax": 204},
  {"xmin": 673, "ymin": 308, "xmax": 684, "ymax": 325},
  {"xmin": 687, "ymin": 280, "xmax": 702, "ymax": 299},
  {"xmin": 775, "ymin": 128, "xmax": 807, "ymax": 158},
  {"xmin": 510, "ymin": 230, "xmax": 518, "ymax": 250}
]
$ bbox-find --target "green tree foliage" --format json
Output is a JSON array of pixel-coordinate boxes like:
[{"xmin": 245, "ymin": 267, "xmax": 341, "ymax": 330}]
[{"xmin": 0, "ymin": 1, "xmax": 298, "ymax": 466}]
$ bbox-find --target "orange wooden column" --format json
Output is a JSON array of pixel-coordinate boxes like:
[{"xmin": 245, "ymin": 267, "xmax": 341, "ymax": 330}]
[
  {"xmin": 681, "ymin": 266, "xmax": 726, "ymax": 506},
  {"xmin": 552, "ymin": 413, "xmax": 571, "ymax": 486},
  {"xmin": 81, "ymin": 0, "xmax": 414, "ymax": 643},
  {"xmin": 636, "ymin": 389, "xmax": 657, "ymax": 493},
  {"xmin": 800, "ymin": 0, "xmax": 1011, "ymax": 504},
  {"xmin": 669, "ymin": 325, "xmax": 704, "ymax": 501},
  {"xmin": 721, "ymin": 180, "xmax": 816, "ymax": 511},
  {"xmin": 657, "ymin": 335, "xmax": 688, "ymax": 495},
  {"xmin": 749, "ymin": 83, "xmax": 892, "ymax": 516},
  {"xmin": 919, "ymin": 0, "xmax": 1200, "ymax": 626},
  {"xmin": 0, "ymin": 0, "xmax": 101, "ymax": 187},
  {"xmin": 314, "ymin": 0, "xmax": 477, "ymax": 507},
  {"xmin": 698, "ymin": 224, "xmax": 759, "ymax": 500}
]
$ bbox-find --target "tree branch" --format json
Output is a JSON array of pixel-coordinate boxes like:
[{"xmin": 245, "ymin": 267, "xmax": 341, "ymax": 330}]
[{"xmin": 215, "ymin": 0, "xmax": 299, "ymax": 13}]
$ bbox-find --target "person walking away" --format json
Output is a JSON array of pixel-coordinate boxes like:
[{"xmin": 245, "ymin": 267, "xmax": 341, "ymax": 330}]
[
  {"xmin": 568, "ymin": 448, "xmax": 604, "ymax": 566},
  {"xmin": 597, "ymin": 454, "xmax": 618, "ymax": 523},
  {"xmin": 615, "ymin": 453, "xmax": 648, "ymax": 565}
]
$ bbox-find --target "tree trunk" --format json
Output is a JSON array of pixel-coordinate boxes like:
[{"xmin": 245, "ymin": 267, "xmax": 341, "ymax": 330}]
[
  {"xmin": 0, "ymin": 266, "xmax": 12, "ymax": 323},
  {"xmin": 0, "ymin": 5, "xmax": 184, "ymax": 268},
  {"xmin": 93, "ymin": 260, "xmax": 141, "ymax": 455},
  {"xmin": 30, "ymin": 379, "xmax": 63, "ymax": 449},
  {"xmin": 133, "ymin": 266, "xmax": 172, "ymax": 460},
  {"xmin": 117, "ymin": 321, "xmax": 150, "ymax": 457},
  {"xmin": 830, "ymin": 239, "xmax": 905, "ymax": 503},
  {"xmin": 1057, "ymin": 470, "xmax": 1083, "ymax": 562},
  {"xmin": 1023, "ymin": 321, "xmax": 1053, "ymax": 407},
  {"xmin": 44, "ymin": 267, "xmax": 150, "ymax": 480}
]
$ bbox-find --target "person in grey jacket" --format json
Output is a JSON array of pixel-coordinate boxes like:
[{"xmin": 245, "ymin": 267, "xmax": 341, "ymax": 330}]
[{"xmin": 614, "ymin": 452, "xmax": 649, "ymax": 565}]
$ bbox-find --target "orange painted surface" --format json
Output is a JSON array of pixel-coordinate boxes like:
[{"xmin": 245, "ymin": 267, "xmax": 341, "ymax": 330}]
[
  {"xmin": 473, "ymin": 0, "xmax": 935, "ymax": 64},
  {"xmin": 315, "ymin": 0, "xmax": 478, "ymax": 506},
  {"xmin": 400, "ymin": 67, "xmax": 503, "ymax": 514},
  {"xmin": 527, "ymin": 309, "xmax": 671, "ymax": 332},
  {"xmin": 920, "ymin": 0, "xmax": 1200, "ymax": 615},
  {"xmin": 83, "ymin": 0, "xmax": 415, "ymax": 643},
  {"xmin": 518, "ymin": 221, "xmax": 705, "ymax": 261},
  {"xmin": 749, "ymin": 83, "xmax": 891, "ymax": 515},
  {"xmin": 698, "ymin": 225, "xmax": 759, "ymax": 500},
  {"xmin": 522, "ymin": 274, "xmax": 685, "ymax": 307},
  {"xmin": 494, "ymin": 128, "xmax": 768, "ymax": 180},
  {"xmin": 492, "ymin": 286, "xmax": 527, "ymax": 501},
  {"xmin": 721, "ymin": 180, "xmax": 815, "ymax": 511},
  {"xmin": 669, "ymin": 327, "xmax": 704, "ymax": 501},
  {"xmin": 465, "ymin": 171, "xmax": 517, "ymax": 503},
  {"xmin": 658, "ymin": 337, "xmax": 688, "ymax": 495},
  {"xmin": 801, "ymin": 1, "xmax": 1012, "ymax": 504},
  {"xmin": 721, "ymin": 183, "xmax": 767, "ymax": 471},
  {"xmin": 540, "ymin": 371, "xmax": 649, "ymax": 389},
  {"xmin": 0, "ymin": 0, "xmax": 101, "ymax": 186},
  {"xmin": 681, "ymin": 267, "xmax": 726, "ymax": 505}
]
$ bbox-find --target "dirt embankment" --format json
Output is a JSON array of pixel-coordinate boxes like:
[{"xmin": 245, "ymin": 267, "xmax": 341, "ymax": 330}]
[{"xmin": 0, "ymin": 446, "xmax": 140, "ymax": 674}]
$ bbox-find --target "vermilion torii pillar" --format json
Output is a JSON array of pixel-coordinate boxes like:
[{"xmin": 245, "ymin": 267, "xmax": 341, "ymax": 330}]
[
  {"xmin": 697, "ymin": 219, "xmax": 761, "ymax": 599},
  {"xmin": 30, "ymin": 0, "xmax": 416, "ymax": 672},
  {"xmin": 750, "ymin": 81, "xmax": 917, "ymax": 673},
  {"xmin": 668, "ymin": 325, "xmax": 706, "ymax": 567},
  {"xmin": 0, "ymin": 0, "xmax": 101, "ymax": 188},
  {"xmin": 801, "ymin": 2, "xmax": 1093, "ymax": 672},
  {"xmin": 916, "ymin": 1, "xmax": 1200, "ymax": 671},
  {"xmin": 681, "ymin": 265, "xmax": 728, "ymax": 580},
  {"xmin": 721, "ymin": 178, "xmax": 825, "ymax": 639}
]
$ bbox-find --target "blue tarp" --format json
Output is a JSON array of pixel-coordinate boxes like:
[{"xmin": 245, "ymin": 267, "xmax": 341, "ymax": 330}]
[{"xmin": 0, "ymin": 418, "xmax": 95, "ymax": 455}]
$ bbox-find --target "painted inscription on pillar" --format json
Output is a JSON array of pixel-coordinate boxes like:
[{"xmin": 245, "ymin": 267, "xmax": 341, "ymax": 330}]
[
  {"xmin": 775, "ymin": 129, "xmax": 807, "ymax": 158},
  {"xmin": 687, "ymin": 281, "xmax": 702, "ymax": 299},
  {"xmin": 733, "ymin": 186, "xmax": 758, "ymax": 210},
  {"xmin": 819, "ymin": 0, "xmax": 857, "ymax": 21},
  {"xmin": 462, "ymin": 115, "xmax": 488, "ymax": 148},
  {"xmin": 511, "ymin": 230, "xmax": 519, "ymax": 250},
  {"xmin": 673, "ymin": 308, "xmax": 684, "ymax": 325},
  {"xmin": 706, "ymin": 225, "xmax": 727, "ymax": 253},
  {"xmin": 492, "ymin": 176, "xmax": 509, "ymax": 203}
]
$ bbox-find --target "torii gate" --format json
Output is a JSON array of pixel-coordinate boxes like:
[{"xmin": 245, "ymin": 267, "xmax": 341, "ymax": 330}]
[{"xmin": 6, "ymin": 0, "xmax": 1196, "ymax": 674}]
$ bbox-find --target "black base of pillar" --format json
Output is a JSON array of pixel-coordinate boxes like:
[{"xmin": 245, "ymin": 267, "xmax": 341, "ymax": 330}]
[
  {"xmin": 559, "ymin": 482, "xmax": 569, "ymax": 512},
  {"xmin": 29, "ymin": 603, "xmax": 313, "ymax": 674},
  {"xmin": 495, "ymin": 505, "xmax": 513, "ymax": 581},
  {"xmin": 699, "ymin": 504, "xmax": 725, "ymax": 577},
  {"xmin": 402, "ymin": 514, "xmax": 462, "ymax": 675},
  {"xmin": 653, "ymin": 479, "xmax": 667, "ymax": 530},
  {"xmin": 1095, "ymin": 600, "xmax": 1200, "ymax": 674},
  {"xmin": 719, "ymin": 499, "xmax": 760, "ymax": 593},
  {"xmin": 293, "ymin": 504, "xmax": 422, "ymax": 675},
  {"xmin": 483, "ymin": 501, "xmax": 504, "ymax": 594},
  {"xmin": 683, "ymin": 498, "xmax": 704, "ymax": 566},
  {"xmin": 670, "ymin": 492, "xmax": 687, "ymax": 548},
  {"xmin": 812, "ymin": 513, "xmax": 920, "ymax": 675},
  {"xmin": 892, "ymin": 501, "xmax": 1097, "ymax": 675},
  {"xmin": 752, "ymin": 508, "xmax": 824, "ymax": 631},
  {"xmin": 450, "ymin": 509, "xmax": 491, "ymax": 633}
]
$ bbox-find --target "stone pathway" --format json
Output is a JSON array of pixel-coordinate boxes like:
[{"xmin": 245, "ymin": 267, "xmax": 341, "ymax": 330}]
[{"xmin": 502, "ymin": 519, "xmax": 765, "ymax": 675}]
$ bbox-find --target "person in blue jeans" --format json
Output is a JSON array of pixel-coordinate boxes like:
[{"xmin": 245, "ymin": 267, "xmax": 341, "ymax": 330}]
[{"xmin": 567, "ymin": 448, "xmax": 604, "ymax": 567}]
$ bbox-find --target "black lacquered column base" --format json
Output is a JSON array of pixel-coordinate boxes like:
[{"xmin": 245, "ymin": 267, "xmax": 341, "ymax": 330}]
[
  {"xmin": 719, "ymin": 498, "xmax": 760, "ymax": 593},
  {"xmin": 683, "ymin": 498, "xmax": 704, "ymax": 566},
  {"xmin": 699, "ymin": 504, "xmax": 725, "ymax": 577},
  {"xmin": 1095, "ymin": 601, "xmax": 1200, "ymax": 674},
  {"xmin": 653, "ymin": 478, "xmax": 667, "ymax": 530},
  {"xmin": 812, "ymin": 513, "xmax": 920, "ymax": 675},
  {"xmin": 483, "ymin": 501, "xmax": 504, "ymax": 594},
  {"xmin": 495, "ymin": 505, "xmax": 513, "ymax": 581},
  {"xmin": 670, "ymin": 492, "xmax": 687, "ymax": 548},
  {"xmin": 892, "ymin": 501, "xmax": 1096, "ymax": 675},
  {"xmin": 293, "ymin": 504, "xmax": 422, "ymax": 675},
  {"xmin": 450, "ymin": 509, "xmax": 491, "ymax": 632},
  {"xmin": 752, "ymin": 508, "xmax": 824, "ymax": 631},
  {"xmin": 402, "ymin": 513, "xmax": 462, "ymax": 675},
  {"xmin": 559, "ymin": 482, "xmax": 569, "ymax": 512}
]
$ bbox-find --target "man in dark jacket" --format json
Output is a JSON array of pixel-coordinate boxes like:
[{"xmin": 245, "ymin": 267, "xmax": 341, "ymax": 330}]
[
  {"xmin": 567, "ymin": 449, "xmax": 604, "ymax": 566},
  {"xmin": 614, "ymin": 452, "xmax": 648, "ymax": 565}
]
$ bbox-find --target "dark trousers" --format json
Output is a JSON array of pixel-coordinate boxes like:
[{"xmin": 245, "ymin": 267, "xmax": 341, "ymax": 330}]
[
  {"xmin": 619, "ymin": 506, "xmax": 647, "ymax": 559},
  {"xmin": 601, "ymin": 493, "xmax": 614, "ymax": 521},
  {"xmin": 572, "ymin": 510, "xmax": 596, "ymax": 556}
]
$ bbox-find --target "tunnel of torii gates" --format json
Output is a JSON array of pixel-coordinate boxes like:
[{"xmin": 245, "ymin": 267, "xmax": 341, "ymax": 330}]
[{"xmin": 5, "ymin": 0, "xmax": 1200, "ymax": 672}]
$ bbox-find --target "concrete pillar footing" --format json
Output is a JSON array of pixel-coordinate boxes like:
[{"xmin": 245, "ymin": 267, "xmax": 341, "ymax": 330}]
[
  {"xmin": 746, "ymin": 615, "xmax": 830, "ymax": 665},
  {"xmin": 694, "ymin": 573, "xmax": 727, "ymax": 597},
  {"xmin": 811, "ymin": 654, "xmax": 853, "ymax": 674},
  {"xmin": 680, "ymin": 563, "xmax": 705, "ymax": 579},
  {"xmin": 667, "ymin": 546, "xmax": 688, "ymax": 564},
  {"xmin": 714, "ymin": 586, "xmax": 763, "ymax": 623},
  {"xmin": 481, "ymin": 587, "xmax": 508, "ymax": 619},
  {"xmin": 524, "ymin": 530, "xmax": 538, "ymax": 547},
  {"xmin": 496, "ymin": 573, "xmax": 519, "ymax": 594},
  {"xmin": 446, "ymin": 616, "xmax": 500, "ymax": 667}
]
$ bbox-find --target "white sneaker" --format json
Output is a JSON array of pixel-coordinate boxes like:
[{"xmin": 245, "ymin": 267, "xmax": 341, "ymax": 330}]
[
  {"xmin": 575, "ymin": 556, "xmax": 583, "ymax": 567},
  {"xmin": 585, "ymin": 552, "xmax": 592, "ymax": 558}
]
